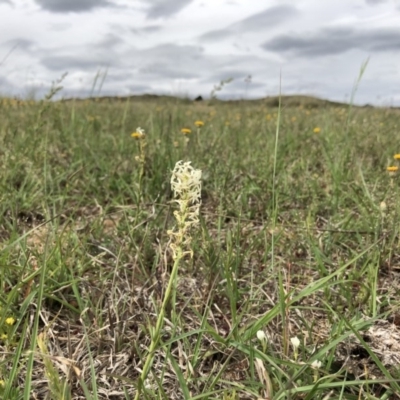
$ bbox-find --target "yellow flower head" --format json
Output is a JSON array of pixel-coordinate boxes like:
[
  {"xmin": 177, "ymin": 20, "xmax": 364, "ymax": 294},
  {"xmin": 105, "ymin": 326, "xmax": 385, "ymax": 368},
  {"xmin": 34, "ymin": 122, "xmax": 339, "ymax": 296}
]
[
  {"xmin": 5, "ymin": 317, "xmax": 15, "ymax": 326},
  {"xmin": 194, "ymin": 120, "xmax": 204, "ymax": 127},
  {"xmin": 387, "ymin": 166, "xmax": 399, "ymax": 172},
  {"xmin": 131, "ymin": 127, "xmax": 145, "ymax": 139},
  {"xmin": 394, "ymin": 154, "xmax": 400, "ymax": 160},
  {"xmin": 181, "ymin": 128, "xmax": 192, "ymax": 135},
  {"xmin": 0, "ymin": 334, "xmax": 7, "ymax": 340},
  {"xmin": 313, "ymin": 127, "xmax": 321, "ymax": 134}
]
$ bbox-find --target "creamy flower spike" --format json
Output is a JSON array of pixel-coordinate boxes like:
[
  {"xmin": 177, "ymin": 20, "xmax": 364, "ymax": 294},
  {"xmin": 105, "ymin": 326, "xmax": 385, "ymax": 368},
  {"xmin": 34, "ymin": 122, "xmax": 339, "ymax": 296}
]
[
  {"xmin": 171, "ymin": 162, "xmax": 201, "ymax": 201},
  {"xmin": 168, "ymin": 161, "xmax": 202, "ymax": 260}
]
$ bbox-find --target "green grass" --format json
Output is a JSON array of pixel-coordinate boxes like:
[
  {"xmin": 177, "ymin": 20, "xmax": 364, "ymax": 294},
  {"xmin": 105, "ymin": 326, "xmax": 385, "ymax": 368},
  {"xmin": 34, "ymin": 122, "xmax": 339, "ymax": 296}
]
[{"xmin": 1, "ymin": 93, "xmax": 400, "ymax": 399}]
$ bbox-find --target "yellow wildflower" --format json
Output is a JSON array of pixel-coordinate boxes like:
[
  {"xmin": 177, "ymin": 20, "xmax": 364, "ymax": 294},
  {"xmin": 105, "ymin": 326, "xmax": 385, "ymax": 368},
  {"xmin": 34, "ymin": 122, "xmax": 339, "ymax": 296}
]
[
  {"xmin": 394, "ymin": 154, "xmax": 400, "ymax": 160},
  {"xmin": 313, "ymin": 127, "xmax": 321, "ymax": 134},
  {"xmin": 194, "ymin": 120, "xmax": 204, "ymax": 127},
  {"xmin": 0, "ymin": 380, "xmax": 4, "ymax": 387},
  {"xmin": 181, "ymin": 128, "xmax": 191, "ymax": 134},
  {"xmin": 131, "ymin": 127, "xmax": 145, "ymax": 139},
  {"xmin": 5, "ymin": 317, "xmax": 15, "ymax": 326},
  {"xmin": 0, "ymin": 334, "xmax": 7, "ymax": 340},
  {"xmin": 387, "ymin": 166, "xmax": 399, "ymax": 172}
]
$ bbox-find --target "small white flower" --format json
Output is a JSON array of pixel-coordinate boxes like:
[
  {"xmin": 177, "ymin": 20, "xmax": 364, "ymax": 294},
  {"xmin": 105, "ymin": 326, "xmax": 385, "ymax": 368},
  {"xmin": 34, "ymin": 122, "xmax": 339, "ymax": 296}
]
[
  {"xmin": 311, "ymin": 360, "xmax": 322, "ymax": 369},
  {"xmin": 311, "ymin": 359, "xmax": 322, "ymax": 382},
  {"xmin": 136, "ymin": 127, "xmax": 145, "ymax": 135},
  {"xmin": 290, "ymin": 336, "xmax": 300, "ymax": 361},
  {"xmin": 257, "ymin": 330, "xmax": 266, "ymax": 341},
  {"xmin": 256, "ymin": 330, "xmax": 267, "ymax": 352},
  {"xmin": 290, "ymin": 336, "xmax": 300, "ymax": 350}
]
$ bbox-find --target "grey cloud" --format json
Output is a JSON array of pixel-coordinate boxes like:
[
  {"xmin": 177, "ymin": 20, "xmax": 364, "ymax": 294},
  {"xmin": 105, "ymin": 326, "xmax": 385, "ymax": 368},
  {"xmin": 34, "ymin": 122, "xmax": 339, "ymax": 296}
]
[
  {"xmin": 141, "ymin": 0, "xmax": 194, "ymax": 19},
  {"xmin": 200, "ymin": 28, "xmax": 230, "ymax": 41},
  {"xmin": 238, "ymin": 4, "xmax": 299, "ymax": 30},
  {"xmin": 39, "ymin": 33, "xmax": 123, "ymax": 71},
  {"xmin": 34, "ymin": 0, "xmax": 112, "ymax": 13},
  {"xmin": 28, "ymin": 36, "xmax": 276, "ymax": 100},
  {"xmin": 134, "ymin": 43, "xmax": 274, "ymax": 80},
  {"xmin": 41, "ymin": 55, "xmax": 116, "ymax": 71},
  {"xmin": 0, "ymin": 38, "xmax": 36, "ymax": 64},
  {"xmin": 1, "ymin": 38, "xmax": 35, "ymax": 50},
  {"xmin": 201, "ymin": 70, "xmax": 252, "ymax": 84},
  {"xmin": 131, "ymin": 25, "xmax": 163, "ymax": 35},
  {"xmin": 131, "ymin": 43, "xmax": 205, "ymax": 79},
  {"xmin": 0, "ymin": 75, "xmax": 12, "ymax": 91},
  {"xmin": 261, "ymin": 27, "xmax": 400, "ymax": 57},
  {"xmin": 38, "ymin": 42, "xmax": 204, "ymax": 78},
  {"xmin": 124, "ymin": 84, "xmax": 153, "ymax": 93},
  {"xmin": 200, "ymin": 5, "xmax": 299, "ymax": 41},
  {"xmin": 48, "ymin": 22, "xmax": 72, "ymax": 32},
  {"xmin": 97, "ymin": 33, "xmax": 124, "ymax": 48},
  {"xmin": 140, "ymin": 25, "xmax": 163, "ymax": 33},
  {"xmin": 139, "ymin": 43, "xmax": 204, "ymax": 63},
  {"xmin": 365, "ymin": 0, "xmax": 387, "ymax": 4},
  {"xmin": 139, "ymin": 64, "xmax": 198, "ymax": 79}
]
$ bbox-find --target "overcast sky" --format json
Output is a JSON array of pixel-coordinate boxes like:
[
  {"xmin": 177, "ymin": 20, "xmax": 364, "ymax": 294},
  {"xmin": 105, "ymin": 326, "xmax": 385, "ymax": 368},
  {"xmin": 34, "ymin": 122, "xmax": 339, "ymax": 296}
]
[{"xmin": 0, "ymin": 0, "xmax": 399, "ymax": 105}]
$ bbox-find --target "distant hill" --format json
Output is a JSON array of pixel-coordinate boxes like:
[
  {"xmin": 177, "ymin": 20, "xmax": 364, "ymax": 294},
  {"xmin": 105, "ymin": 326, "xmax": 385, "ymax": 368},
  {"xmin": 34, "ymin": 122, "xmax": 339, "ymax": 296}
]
[
  {"xmin": 248, "ymin": 95, "xmax": 350, "ymax": 108},
  {"xmin": 60, "ymin": 94, "xmax": 369, "ymax": 108},
  {"xmin": 0, "ymin": 93, "xmax": 378, "ymax": 108}
]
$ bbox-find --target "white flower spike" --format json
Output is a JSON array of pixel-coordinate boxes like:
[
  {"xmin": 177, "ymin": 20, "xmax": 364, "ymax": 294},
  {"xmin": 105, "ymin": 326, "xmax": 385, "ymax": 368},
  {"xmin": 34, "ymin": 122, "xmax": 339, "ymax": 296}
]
[
  {"xmin": 168, "ymin": 161, "xmax": 202, "ymax": 260},
  {"xmin": 290, "ymin": 336, "xmax": 300, "ymax": 361}
]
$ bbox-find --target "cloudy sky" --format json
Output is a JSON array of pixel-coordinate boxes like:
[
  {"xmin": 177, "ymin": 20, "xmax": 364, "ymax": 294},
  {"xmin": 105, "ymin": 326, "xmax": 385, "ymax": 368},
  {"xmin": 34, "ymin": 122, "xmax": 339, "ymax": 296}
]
[{"xmin": 0, "ymin": 0, "xmax": 399, "ymax": 105}]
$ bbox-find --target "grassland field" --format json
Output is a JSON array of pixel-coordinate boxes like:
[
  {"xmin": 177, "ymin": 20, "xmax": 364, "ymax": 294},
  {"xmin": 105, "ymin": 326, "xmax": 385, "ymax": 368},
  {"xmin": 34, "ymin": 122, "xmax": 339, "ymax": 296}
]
[{"xmin": 1, "ymin": 93, "xmax": 400, "ymax": 399}]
